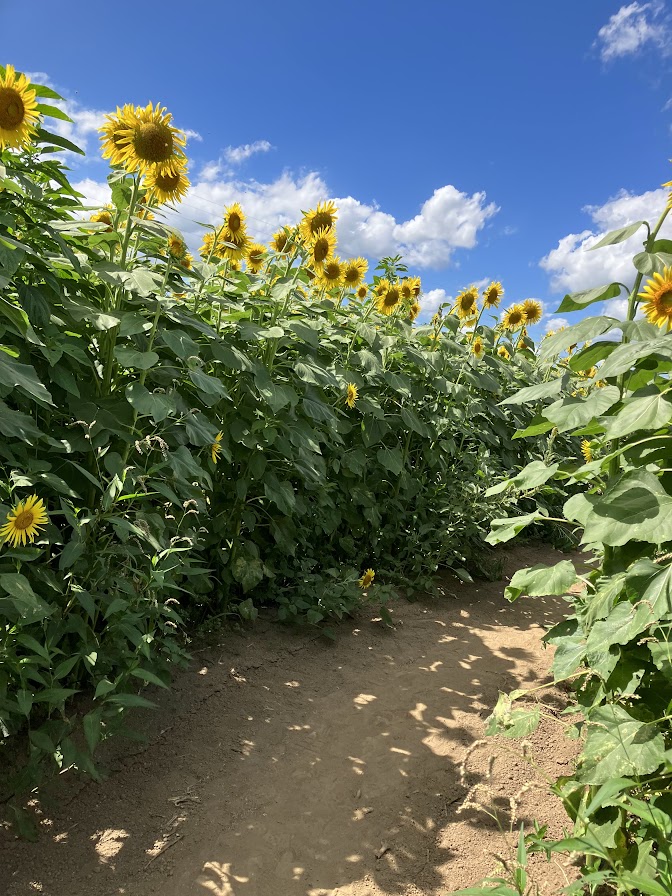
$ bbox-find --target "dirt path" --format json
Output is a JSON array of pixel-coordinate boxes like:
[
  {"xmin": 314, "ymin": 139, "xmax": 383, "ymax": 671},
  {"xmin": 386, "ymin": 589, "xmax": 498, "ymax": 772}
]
[{"xmin": 1, "ymin": 546, "xmax": 579, "ymax": 896}]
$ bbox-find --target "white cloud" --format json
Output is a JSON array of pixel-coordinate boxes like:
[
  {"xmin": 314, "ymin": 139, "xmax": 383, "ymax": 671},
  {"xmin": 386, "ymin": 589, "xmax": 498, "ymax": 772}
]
[
  {"xmin": 421, "ymin": 288, "xmax": 452, "ymax": 317},
  {"xmin": 539, "ymin": 187, "xmax": 672, "ymax": 293},
  {"xmin": 544, "ymin": 316, "xmax": 569, "ymax": 333},
  {"xmin": 72, "ymin": 178, "xmax": 111, "ymax": 209},
  {"xmin": 224, "ymin": 140, "xmax": 273, "ymax": 165},
  {"xmin": 184, "ymin": 129, "xmax": 202, "ymax": 143},
  {"xmin": 167, "ymin": 171, "xmax": 496, "ymax": 270},
  {"xmin": 595, "ymin": 2, "xmax": 670, "ymax": 61}
]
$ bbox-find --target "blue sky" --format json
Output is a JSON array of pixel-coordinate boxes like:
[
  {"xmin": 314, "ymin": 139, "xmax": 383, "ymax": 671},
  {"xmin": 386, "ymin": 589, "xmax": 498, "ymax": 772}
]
[{"xmin": 4, "ymin": 0, "xmax": 672, "ymax": 332}]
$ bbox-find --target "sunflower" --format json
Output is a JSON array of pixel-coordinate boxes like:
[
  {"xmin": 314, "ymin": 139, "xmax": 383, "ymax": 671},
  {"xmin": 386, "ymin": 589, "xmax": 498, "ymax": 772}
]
[
  {"xmin": 400, "ymin": 279, "xmax": 414, "ymax": 302},
  {"xmin": 376, "ymin": 281, "xmax": 403, "ymax": 316},
  {"xmin": 0, "ymin": 494, "xmax": 48, "ymax": 548},
  {"xmin": 502, "ymin": 304, "xmax": 525, "ymax": 331},
  {"xmin": 521, "ymin": 299, "xmax": 543, "ymax": 325},
  {"xmin": 99, "ymin": 104, "xmax": 139, "ymax": 166},
  {"xmin": 167, "ymin": 233, "xmax": 188, "ymax": 261},
  {"xmin": 144, "ymin": 166, "xmax": 190, "ymax": 205},
  {"xmin": 497, "ymin": 345, "xmax": 510, "ymax": 360},
  {"xmin": 638, "ymin": 267, "xmax": 672, "ymax": 330},
  {"xmin": 454, "ymin": 286, "xmax": 479, "ymax": 320},
  {"xmin": 345, "ymin": 383, "xmax": 358, "ymax": 408},
  {"xmin": 222, "ymin": 202, "xmax": 246, "ymax": 240},
  {"xmin": 408, "ymin": 301, "xmax": 421, "ymax": 322},
  {"xmin": 356, "ymin": 284, "xmax": 369, "ymax": 300},
  {"xmin": 246, "ymin": 242, "xmax": 267, "ymax": 273},
  {"xmin": 317, "ymin": 257, "xmax": 344, "ymax": 290},
  {"xmin": 580, "ymin": 440, "xmax": 592, "ymax": 463},
  {"xmin": 227, "ymin": 259, "xmax": 241, "ymax": 272},
  {"xmin": 482, "ymin": 281, "xmax": 504, "ymax": 308},
  {"xmin": 90, "ymin": 207, "xmax": 114, "ymax": 230},
  {"xmin": 271, "ymin": 227, "xmax": 292, "ymax": 253},
  {"xmin": 471, "ymin": 336, "xmax": 484, "ymax": 359},
  {"xmin": 0, "ymin": 65, "xmax": 40, "ymax": 151},
  {"xmin": 374, "ymin": 278, "xmax": 391, "ymax": 297},
  {"xmin": 358, "ymin": 568, "xmax": 375, "ymax": 589},
  {"xmin": 308, "ymin": 227, "xmax": 336, "ymax": 270},
  {"xmin": 343, "ymin": 257, "xmax": 368, "ymax": 289},
  {"xmin": 112, "ymin": 102, "xmax": 187, "ymax": 176},
  {"xmin": 179, "ymin": 252, "xmax": 193, "ymax": 270},
  {"xmin": 300, "ymin": 200, "xmax": 338, "ymax": 242},
  {"xmin": 211, "ymin": 432, "xmax": 224, "ymax": 464},
  {"xmin": 409, "ymin": 276, "xmax": 422, "ymax": 298},
  {"xmin": 216, "ymin": 227, "xmax": 249, "ymax": 261},
  {"xmin": 199, "ymin": 231, "xmax": 219, "ymax": 260}
]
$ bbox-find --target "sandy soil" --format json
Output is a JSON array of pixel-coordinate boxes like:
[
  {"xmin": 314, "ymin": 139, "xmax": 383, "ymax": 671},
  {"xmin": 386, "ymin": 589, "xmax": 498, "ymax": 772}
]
[{"xmin": 1, "ymin": 545, "xmax": 581, "ymax": 896}]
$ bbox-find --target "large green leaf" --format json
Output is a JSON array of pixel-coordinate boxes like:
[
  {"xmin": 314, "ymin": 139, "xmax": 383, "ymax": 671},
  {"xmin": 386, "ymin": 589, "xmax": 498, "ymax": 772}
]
[
  {"xmin": 505, "ymin": 560, "xmax": 577, "ymax": 602},
  {"xmin": 125, "ymin": 382, "xmax": 176, "ymax": 422},
  {"xmin": 598, "ymin": 336, "xmax": 672, "ymax": 379},
  {"xmin": 602, "ymin": 386, "xmax": 672, "ymax": 439},
  {"xmin": 565, "ymin": 469, "xmax": 672, "ymax": 547},
  {"xmin": 578, "ymin": 705, "xmax": 665, "ymax": 784},
  {"xmin": 0, "ymin": 351, "xmax": 54, "ymax": 405},
  {"xmin": 377, "ymin": 446, "xmax": 404, "ymax": 475},
  {"xmin": 499, "ymin": 377, "xmax": 565, "ymax": 405},
  {"xmin": 588, "ymin": 221, "xmax": 647, "ymax": 250},
  {"xmin": 486, "ymin": 460, "xmax": 559, "ymax": 496},
  {"xmin": 486, "ymin": 511, "xmax": 546, "ymax": 545},
  {"xmin": 543, "ymin": 386, "xmax": 620, "ymax": 433},
  {"xmin": 0, "ymin": 573, "xmax": 53, "ymax": 622},
  {"xmin": 556, "ymin": 285, "xmax": 622, "ymax": 314}
]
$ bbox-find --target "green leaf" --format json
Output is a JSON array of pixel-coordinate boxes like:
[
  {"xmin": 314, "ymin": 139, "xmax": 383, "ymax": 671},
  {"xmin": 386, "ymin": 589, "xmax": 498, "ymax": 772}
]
[
  {"xmin": 486, "ymin": 511, "xmax": 547, "ymax": 545},
  {"xmin": 35, "ymin": 102, "xmax": 72, "ymax": 122},
  {"xmin": 543, "ymin": 385, "xmax": 620, "ymax": 433},
  {"xmin": 588, "ymin": 221, "xmax": 647, "ymax": 250},
  {"xmin": 602, "ymin": 386, "xmax": 672, "ymax": 439},
  {"xmin": 565, "ymin": 469, "xmax": 672, "ymax": 547},
  {"xmin": 499, "ymin": 377, "xmax": 565, "ymax": 405},
  {"xmin": 125, "ymin": 382, "xmax": 176, "ymax": 422},
  {"xmin": 231, "ymin": 556, "xmax": 265, "ymax": 593},
  {"xmin": 189, "ymin": 368, "xmax": 230, "ymax": 398},
  {"xmin": 114, "ymin": 347, "xmax": 159, "ymax": 370},
  {"xmin": 0, "ymin": 351, "xmax": 54, "ymax": 404},
  {"xmin": 505, "ymin": 560, "xmax": 577, "ymax": 602},
  {"xmin": 485, "ymin": 460, "xmax": 559, "ymax": 496},
  {"xmin": 598, "ymin": 335, "xmax": 672, "ymax": 379},
  {"xmin": 83, "ymin": 709, "xmax": 103, "ymax": 753},
  {"xmin": 130, "ymin": 668, "xmax": 169, "ymax": 689},
  {"xmin": 578, "ymin": 705, "xmax": 665, "ymax": 784},
  {"xmin": 377, "ymin": 447, "xmax": 404, "ymax": 475},
  {"xmin": 105, "ymin": 693, "xmax": 157, "ymax": 709},
  {"xmin": 513, "ymin": 415, "xmax": 555, "ymax": 439},
  {"xmin": 557, "ymin": 284, "xmax": 622, "ymax": 314},
  {"xmin": 486, "ymin": 692, "xmax": 541, "ymax": 738},
  {"xmin": 263, "ymin": 475, "xmax": 295, "ymax": 515},
  {"xmin": 0, "ymin": 573, "xmax": 53, "ymax": 622},
  {"xmin": 632, "ymin": 251, "xmax": 672, "ymax": 276}
]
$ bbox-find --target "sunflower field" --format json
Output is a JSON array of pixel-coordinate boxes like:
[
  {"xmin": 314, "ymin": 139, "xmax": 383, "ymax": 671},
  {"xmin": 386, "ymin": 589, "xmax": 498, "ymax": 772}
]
[{"xmin": 1, "ymin": 64, "xmax": 672, "ymax": 893}]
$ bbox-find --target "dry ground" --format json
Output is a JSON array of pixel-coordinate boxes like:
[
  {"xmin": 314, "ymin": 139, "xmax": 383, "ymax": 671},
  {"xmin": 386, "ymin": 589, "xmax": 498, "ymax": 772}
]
[{"xmin": 1, "ymin": 545, "xmax": 581, "ymax": 896}]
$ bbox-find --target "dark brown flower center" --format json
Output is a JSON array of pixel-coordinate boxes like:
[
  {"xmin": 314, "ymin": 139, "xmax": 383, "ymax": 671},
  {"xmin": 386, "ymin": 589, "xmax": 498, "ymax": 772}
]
[
  {"xmin": 0, "ymin": 87, "xmax": 25, "ymax": 129},
  {"xmin": 384, "ymin": 289, "xmax": 400, "ymax": 307},
  {"xmin": 313, "ymin": 239, "xmax": 330, "ymax": 263},
  {"xmin": 310, "ymin": 211, "xmax": 333, "ymax": 234},
  {"xmin": 324, "ymin": 263, "xmax": 340, "ymax": 280},
  {"xmin": 156, "ymin": 171, "xmax": 181, "ymax": 190},
  {"xmin": 659, "ymin": 289, "xmax": 672, "ymax": 311},
  {"xmin": 133, "ymin": 122, "xmax": 174, "ymax": 162},
  {"xmin": 14, "ymin": 510, "xmax": 34, "ymax": 531},
  {"xmin": 227, "ymin": 212, "xmax": 242, "ymax": 232},
  {"xmin": 345, "ymin": 267, "xmax": 359, "ymax": 284}
]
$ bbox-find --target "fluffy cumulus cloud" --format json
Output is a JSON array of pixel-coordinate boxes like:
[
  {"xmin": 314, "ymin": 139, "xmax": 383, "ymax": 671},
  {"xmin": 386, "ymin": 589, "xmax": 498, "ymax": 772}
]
[
  {"xmin": 421, "ymin": 288, "xmax": 452, "ymax": 317},
  {"xmin": 72, "ymin": 178, "xmax": 111, "ymax": 210},
  {"xmin": 595, "ymin": 2, "xmax": 670, "ymax": 61},
  {"xmin": 539, "ymin": 187, "xmax": 672, "ymax": 293},
  {"xmin": 161, "ymin": 172, "xmax": 498, "ymax": 270},
  {"xmin": 544, "ymin": 316, "xmax": 569, "ymax": 333}
]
